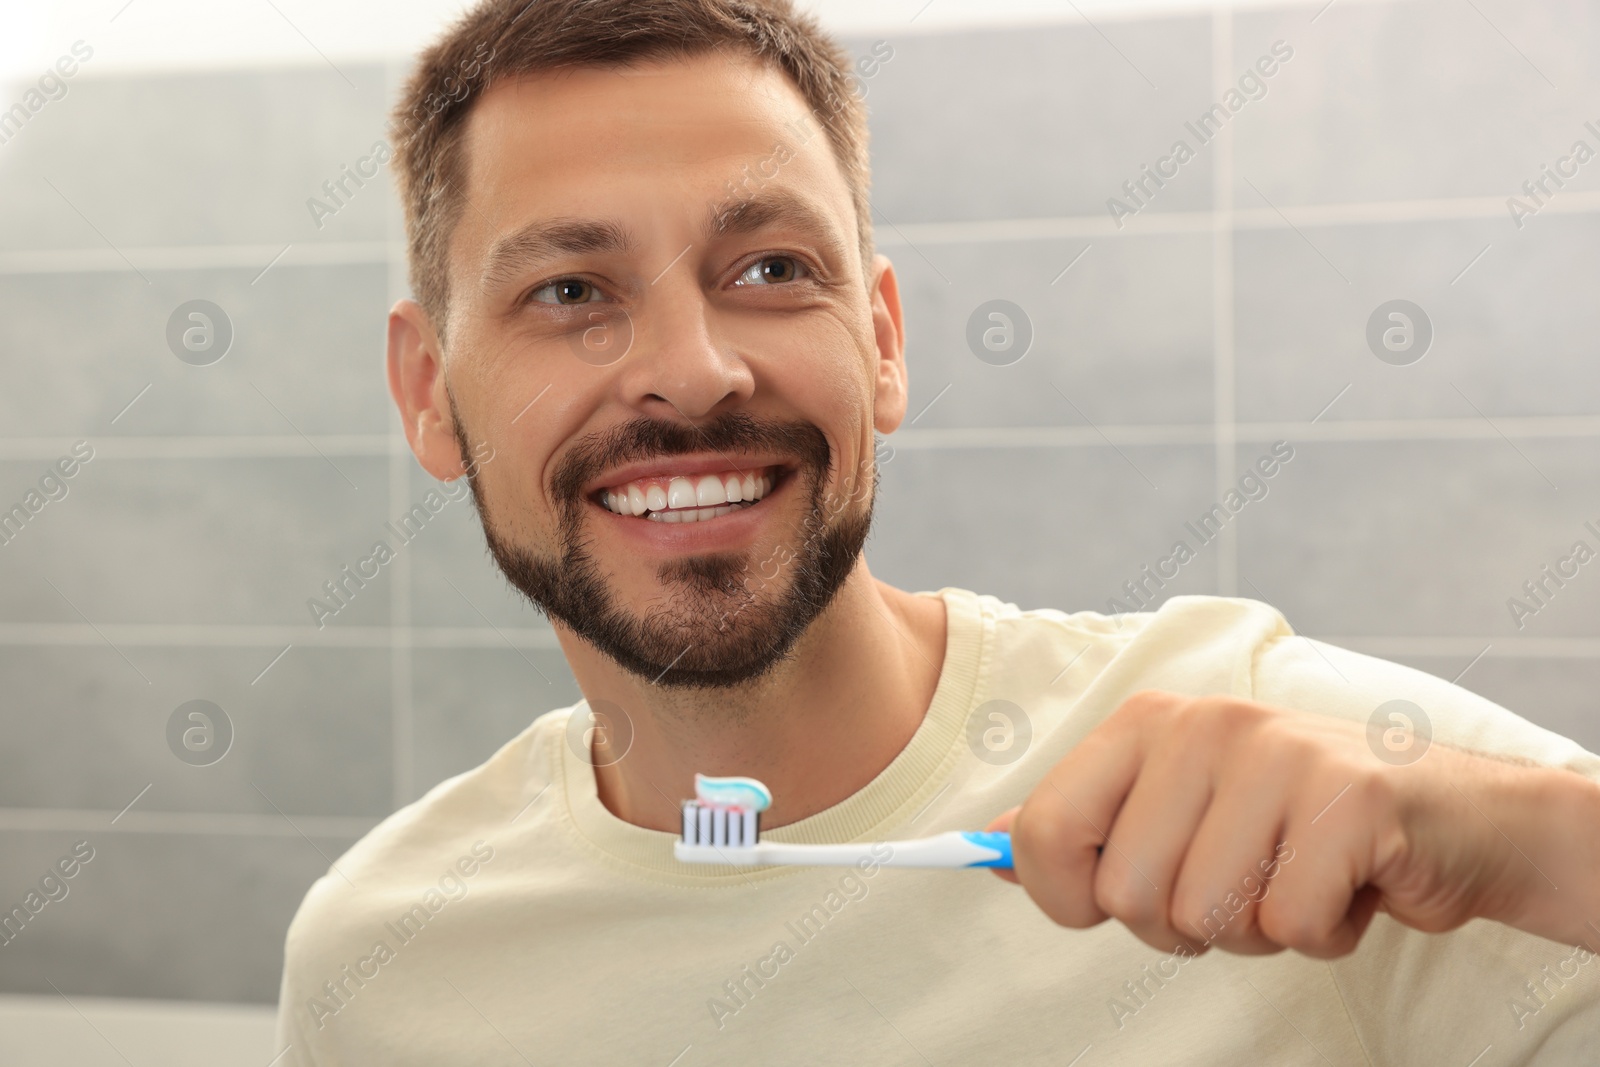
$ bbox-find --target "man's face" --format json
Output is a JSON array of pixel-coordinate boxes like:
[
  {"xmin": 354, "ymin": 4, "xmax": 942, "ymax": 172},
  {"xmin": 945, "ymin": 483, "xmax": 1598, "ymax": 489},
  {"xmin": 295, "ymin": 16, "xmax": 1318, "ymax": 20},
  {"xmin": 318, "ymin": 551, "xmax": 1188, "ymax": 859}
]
[{"xmin": 423, "ymin": 53, "xmax": 905, "ymax": 688}]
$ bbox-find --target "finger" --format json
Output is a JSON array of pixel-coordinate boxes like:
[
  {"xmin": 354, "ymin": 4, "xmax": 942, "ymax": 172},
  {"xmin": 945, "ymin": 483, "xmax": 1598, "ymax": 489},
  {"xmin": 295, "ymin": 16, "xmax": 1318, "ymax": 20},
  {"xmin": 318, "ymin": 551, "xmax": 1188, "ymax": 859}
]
[
  {"xmin": 1258, "ymin": 776, "xmax": 1387, "ymax": 958},
  {"xmin": 1091, "ymin": 743, "xmax": 1213, "ymax": 954},
  {"xmin": 984, "ymin": 808, "xmax": 1020, "ymax": 884},
  {"xmin": 1011, "ymin": 722, "xmax": 1146, "ymax": 929},
  {"xmin": 1169, "ymin": 774, "xmax": 1290, "ymax": 956}
]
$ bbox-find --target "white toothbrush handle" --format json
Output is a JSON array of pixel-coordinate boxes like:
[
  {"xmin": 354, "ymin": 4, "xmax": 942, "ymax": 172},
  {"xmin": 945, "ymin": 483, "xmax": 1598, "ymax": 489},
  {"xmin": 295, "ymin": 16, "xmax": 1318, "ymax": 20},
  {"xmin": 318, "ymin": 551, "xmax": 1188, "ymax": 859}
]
[{"xmin": 675, "ymin": 831, "xmax": 1012, "ymax": 869}]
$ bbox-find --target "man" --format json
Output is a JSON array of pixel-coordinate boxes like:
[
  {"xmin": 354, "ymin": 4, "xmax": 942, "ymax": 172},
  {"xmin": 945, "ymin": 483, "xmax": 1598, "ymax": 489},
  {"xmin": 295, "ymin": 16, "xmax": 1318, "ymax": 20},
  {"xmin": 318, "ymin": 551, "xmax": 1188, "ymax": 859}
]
[{"xmin": 275, "ymin": 1, "xmax": 1600, "ymax": 1062}]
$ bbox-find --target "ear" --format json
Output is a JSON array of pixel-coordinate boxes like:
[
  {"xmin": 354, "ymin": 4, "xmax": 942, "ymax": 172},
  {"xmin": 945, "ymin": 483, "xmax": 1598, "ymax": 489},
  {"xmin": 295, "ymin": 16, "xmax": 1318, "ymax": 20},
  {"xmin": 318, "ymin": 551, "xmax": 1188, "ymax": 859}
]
[
  {"xmin": 387, "ymin": 299, "xmax": 467, "ymax": 481},
  {"xmin": 866, "ymin": 253, "xmax": 908, "ymax": 434}
]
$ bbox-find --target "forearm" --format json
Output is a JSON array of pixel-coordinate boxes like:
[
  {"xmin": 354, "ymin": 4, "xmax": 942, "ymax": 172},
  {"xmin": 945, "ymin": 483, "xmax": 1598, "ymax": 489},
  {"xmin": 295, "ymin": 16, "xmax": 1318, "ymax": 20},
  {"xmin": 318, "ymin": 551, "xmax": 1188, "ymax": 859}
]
[{"xmin": 1474, "ymin": 760, "xmax": 1600, "ymax": 949}]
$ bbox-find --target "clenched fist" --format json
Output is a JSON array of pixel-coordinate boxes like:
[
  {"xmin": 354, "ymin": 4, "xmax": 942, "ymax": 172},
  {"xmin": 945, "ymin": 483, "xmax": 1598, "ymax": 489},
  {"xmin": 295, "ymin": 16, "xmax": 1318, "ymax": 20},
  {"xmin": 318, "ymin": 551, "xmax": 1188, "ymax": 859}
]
[{"xmin": 987, "ymin": 691, "xmax": 1600, "ymax": 958}]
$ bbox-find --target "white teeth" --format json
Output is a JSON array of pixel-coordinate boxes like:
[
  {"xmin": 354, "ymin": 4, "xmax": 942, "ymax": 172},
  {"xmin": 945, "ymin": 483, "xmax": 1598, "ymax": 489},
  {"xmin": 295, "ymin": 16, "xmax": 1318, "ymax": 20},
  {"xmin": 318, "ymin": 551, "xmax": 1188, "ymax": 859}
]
[
  {"xmin": 644, "ymin": 503, "xmax": 748, "ymax": 523},
  {"xmin": 607, "ymin": 467, "xmax": 777, "ymax": 519},
  {"xmin": 695, "ymin": 474, "xmax": 727, "ymax": 506},
  {"xmin": 667, "ymin": 477, "xmax": 697, "ymax": 510}
]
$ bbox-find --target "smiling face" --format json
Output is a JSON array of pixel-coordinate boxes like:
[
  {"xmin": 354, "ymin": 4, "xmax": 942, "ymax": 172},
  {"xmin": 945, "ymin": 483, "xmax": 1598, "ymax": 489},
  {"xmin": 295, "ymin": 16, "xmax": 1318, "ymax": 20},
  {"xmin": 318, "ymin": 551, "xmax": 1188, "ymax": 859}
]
[{"xmin": 391, "ymin": 52, "xmax": 908, "ymax": 688}]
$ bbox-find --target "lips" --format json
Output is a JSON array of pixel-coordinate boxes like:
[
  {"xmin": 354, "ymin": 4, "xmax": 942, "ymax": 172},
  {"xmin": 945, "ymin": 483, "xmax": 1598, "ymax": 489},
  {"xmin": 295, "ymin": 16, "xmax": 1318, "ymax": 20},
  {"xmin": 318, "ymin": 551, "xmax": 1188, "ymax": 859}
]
[{"xmin": 598, "ymin": 466, "xmax": 778, "ymax": 524}]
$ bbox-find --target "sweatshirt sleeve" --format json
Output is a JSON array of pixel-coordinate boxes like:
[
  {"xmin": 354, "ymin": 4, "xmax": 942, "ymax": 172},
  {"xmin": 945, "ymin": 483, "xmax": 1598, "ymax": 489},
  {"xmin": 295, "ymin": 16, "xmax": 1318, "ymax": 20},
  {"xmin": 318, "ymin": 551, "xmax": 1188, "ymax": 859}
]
[{"xmin": 1249, "ymin": 627, "xmax": 1600, "ymax": 1065}]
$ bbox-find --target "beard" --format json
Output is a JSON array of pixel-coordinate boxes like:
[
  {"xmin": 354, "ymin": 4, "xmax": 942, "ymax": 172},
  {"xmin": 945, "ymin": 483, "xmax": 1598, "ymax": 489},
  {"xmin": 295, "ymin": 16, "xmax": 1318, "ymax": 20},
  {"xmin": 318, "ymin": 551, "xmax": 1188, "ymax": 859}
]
[{"xmin": 452, "ymin": 407, "xmax": 874, "ymax": 689}]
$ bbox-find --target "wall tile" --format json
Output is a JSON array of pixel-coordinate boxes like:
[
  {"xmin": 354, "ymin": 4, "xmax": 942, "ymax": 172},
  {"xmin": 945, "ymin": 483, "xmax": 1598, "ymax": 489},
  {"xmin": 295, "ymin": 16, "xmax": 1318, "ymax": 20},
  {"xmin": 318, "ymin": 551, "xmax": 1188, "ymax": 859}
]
[
  {"xmin": 1236, "ymin": 439, "xmax": 1600, "ymax": 638},
  {"xmin": 891, "ymin": 232, "xmax": 1213, "ymax": 429},
  {"xmin": 1234, "ymin": 217, "xmax": 1600, "ymax": 422},
  {"xmin": 0, "ymin": 265, "xmax": 390, "ymax": 437},
  {"xmin": 0, "ymin": 456, "xmax": 390, "ymax": 627},
  {"xmin": 410, "ymin": 649, "xmax": 579, "ymax": 801},
  {"xmin": 1234, "ymin": 0, "xmax": 1600, "ymax": 206},
  {"xmin": 0, "ymin": 66, "xmax": 394, "ymax": 251},
  {"xmin": 403, "ymin": 463, "xmax": 553, "ymax": 631},
  {"xmin": 868, "ymin": 444, "xmax": 1218, "ymax": 613},
  {"xmin": 0, "ymin": 830, "xmax": 347, "ymax": 1003},
  {"xmin": 844, "ymin": 18, "xmax": 1216, "ymax": 223},
  {"xmin": 0, "ymin": 645, "xmax": 391, "ymax": 818}
]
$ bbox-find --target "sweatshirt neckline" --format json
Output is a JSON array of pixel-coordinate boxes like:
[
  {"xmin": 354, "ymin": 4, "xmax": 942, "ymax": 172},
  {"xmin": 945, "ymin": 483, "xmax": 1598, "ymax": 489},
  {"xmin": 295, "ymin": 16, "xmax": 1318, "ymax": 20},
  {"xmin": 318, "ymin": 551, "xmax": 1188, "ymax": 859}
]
[{"xmin": 555, "ymin": 588, "xmax": 988, "ymax": 883}]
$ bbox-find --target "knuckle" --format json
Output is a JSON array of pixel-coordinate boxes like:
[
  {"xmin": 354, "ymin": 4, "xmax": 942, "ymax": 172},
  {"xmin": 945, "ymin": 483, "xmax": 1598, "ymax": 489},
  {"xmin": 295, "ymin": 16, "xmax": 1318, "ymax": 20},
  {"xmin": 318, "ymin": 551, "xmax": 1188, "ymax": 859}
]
[
  {"xmin": 1120, "ymin": 689, "xmax": 1174, "ymax": 719},
  {"xmin": 1171, "ymin": 891, "xmax": 1231, "ymax": 945},
  {"xmin": 1011, "ymin": 796, "xmax": 1074, "ymax": 865},
  {"xmin": 1094, "ymin": 863, "xmax": 1160, "ymax": 924},
  {"xmin": 1255, "ymin": 897, "xmax": 1337, "ymax": 952},
  {"xmin": 1350, "ymin": 767, "xmax": 1400, "ymax": 814}
]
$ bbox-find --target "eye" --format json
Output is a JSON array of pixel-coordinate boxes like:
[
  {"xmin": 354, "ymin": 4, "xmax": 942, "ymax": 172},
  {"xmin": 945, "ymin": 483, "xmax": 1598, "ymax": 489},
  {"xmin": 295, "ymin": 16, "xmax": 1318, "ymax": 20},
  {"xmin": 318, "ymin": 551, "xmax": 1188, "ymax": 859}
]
[
  {"xmin": 733, "ymin": 255, "xmax": 809, "ymax": 287},
  {"xmin": 528, "ymin": 278, "xmax": 606, "ymax": 305}
]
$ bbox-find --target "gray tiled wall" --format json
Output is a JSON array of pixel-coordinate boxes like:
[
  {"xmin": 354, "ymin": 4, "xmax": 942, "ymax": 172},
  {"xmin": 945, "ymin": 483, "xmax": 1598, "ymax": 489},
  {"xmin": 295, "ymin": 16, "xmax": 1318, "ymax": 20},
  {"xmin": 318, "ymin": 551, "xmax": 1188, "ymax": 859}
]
[{"xmin": 2, "ymin": 0, "xmax": 1597, "ymax": 1007}]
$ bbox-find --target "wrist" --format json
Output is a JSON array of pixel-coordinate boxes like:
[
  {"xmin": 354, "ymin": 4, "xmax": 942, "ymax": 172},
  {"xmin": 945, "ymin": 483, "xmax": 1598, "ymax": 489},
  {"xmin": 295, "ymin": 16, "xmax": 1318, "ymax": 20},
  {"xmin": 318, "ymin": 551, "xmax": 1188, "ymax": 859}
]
[{"xmin": 1477, "ymin": 762, "xmax": 1600, "ymax": 946}]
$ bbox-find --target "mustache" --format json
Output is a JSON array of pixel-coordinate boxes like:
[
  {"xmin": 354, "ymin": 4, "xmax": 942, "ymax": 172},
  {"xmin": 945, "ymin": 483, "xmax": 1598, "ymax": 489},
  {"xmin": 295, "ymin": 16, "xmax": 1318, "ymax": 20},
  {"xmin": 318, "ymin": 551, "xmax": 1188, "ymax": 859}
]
[{"xmin": 551, "ymin": 412, "xmax": 831, "ymax": 509}]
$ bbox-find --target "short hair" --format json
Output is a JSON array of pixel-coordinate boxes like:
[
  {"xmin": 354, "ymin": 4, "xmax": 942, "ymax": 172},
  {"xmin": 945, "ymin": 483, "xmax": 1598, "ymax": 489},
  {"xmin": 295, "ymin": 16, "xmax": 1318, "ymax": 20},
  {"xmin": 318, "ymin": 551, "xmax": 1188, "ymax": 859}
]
[{"xmin": 391, "ymin": 0, "xmax": 875, "ymax": 340}]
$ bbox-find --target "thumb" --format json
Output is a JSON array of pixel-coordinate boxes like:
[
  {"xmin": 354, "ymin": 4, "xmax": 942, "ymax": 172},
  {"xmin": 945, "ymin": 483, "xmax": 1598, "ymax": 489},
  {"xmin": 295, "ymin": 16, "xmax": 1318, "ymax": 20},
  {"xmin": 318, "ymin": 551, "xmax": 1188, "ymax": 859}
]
[{"xmin": 984, "ymin": 807, "xmax": 1021, "ymax": 884}]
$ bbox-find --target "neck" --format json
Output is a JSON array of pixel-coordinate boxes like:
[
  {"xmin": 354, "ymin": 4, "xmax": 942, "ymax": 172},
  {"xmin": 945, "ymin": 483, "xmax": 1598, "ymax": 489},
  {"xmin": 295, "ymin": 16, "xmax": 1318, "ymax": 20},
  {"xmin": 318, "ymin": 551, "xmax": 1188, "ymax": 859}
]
[{"xmin": 555, "ymin": 565, "xmax": 947, "ymax": 833}]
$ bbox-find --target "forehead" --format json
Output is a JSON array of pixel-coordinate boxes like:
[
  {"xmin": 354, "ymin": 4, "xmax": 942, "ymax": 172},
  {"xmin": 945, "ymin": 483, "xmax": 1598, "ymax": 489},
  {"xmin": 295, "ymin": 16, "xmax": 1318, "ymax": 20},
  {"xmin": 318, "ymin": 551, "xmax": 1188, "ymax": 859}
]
[{"xmin": 452, "ymin": 53, "xmax": 846, "ymax": 261}]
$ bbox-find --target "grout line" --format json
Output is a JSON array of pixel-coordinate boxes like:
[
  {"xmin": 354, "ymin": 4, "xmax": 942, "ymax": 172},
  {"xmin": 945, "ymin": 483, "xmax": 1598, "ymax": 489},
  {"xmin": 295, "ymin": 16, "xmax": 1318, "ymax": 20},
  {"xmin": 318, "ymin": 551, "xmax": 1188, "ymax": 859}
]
[
  {"xmin": 3, "ymin": 417, "xmax": 1600, "ymax": 463},
  {"xmin": 0, "ymin": 241, "xmax": 399, "ymax": 275},
  {"xmin": 0, "ymin": 807, "xmax": 379, "ymax": 838},
  {"xmin": 887, "ymin": 417, "xmax": 1600, "ymax": 446},
  {"xmin": 0, "ymin": 623, "xmax": 563, "ymax": 649},
  {"xmin": 867, "ymin": 191, "xmax": 1600, "ymax": 247},
  {"xmin": 0, "ymin": 436, "xmax": 392, "ymax": 459},
  {"xmin": 5, "ymin": 191, "xmax": 1600, "ymax": 277},
  {"xmin": 1212, "ymin": 5, "xmax": 1237, "ymax": 598},
  {"xmin": 386, "ymin": 177, "xmax": 415, "ymax": 811}
]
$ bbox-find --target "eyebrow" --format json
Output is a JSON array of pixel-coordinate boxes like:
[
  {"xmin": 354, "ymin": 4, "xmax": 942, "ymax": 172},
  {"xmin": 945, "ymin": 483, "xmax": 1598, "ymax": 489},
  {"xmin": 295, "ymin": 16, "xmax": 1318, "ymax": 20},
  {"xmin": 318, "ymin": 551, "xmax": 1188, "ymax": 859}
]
[
  {"xmin": 478, "ymin": 189, "xmax": 847, "ymax": 292},
  {"xmin": 480, "ymin": 218, "xmax": 636, "ymax": 293},
  {"xmin": 702, "ymin": 189, "xmax": 847, "ymax": 261}
]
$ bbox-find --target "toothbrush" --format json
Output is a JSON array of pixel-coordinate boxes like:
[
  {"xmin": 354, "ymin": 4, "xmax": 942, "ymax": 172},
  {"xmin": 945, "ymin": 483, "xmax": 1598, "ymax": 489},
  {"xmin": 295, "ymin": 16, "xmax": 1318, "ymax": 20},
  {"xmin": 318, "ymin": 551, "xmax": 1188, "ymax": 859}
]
[{"xmin": 673, "ymin": 774, "xmax": 1013, "ymax": 869}]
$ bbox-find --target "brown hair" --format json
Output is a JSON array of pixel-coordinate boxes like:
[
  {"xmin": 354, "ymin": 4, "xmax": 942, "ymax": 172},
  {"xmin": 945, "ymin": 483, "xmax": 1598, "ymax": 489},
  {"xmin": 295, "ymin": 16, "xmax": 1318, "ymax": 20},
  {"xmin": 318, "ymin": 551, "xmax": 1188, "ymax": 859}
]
[{"xmin": 391, "ymin": 0, "xmax": 875, "ymax": 339}]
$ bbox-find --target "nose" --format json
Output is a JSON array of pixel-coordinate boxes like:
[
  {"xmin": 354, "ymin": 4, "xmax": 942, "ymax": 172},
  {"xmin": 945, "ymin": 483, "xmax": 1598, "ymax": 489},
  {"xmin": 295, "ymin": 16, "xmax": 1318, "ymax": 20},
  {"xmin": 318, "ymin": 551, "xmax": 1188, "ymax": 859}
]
[{"xmin": 613, "ymin": 271, "xmax": 754, "ymax": 421}]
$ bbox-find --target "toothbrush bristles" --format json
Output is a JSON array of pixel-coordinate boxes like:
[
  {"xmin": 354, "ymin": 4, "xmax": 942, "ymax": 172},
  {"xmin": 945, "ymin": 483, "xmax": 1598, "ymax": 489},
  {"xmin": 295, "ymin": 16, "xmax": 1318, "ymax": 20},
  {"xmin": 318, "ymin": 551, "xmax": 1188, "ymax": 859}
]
[{"xmin": 681, "ymin": 801, "xmax": 759, "ymax": 847}]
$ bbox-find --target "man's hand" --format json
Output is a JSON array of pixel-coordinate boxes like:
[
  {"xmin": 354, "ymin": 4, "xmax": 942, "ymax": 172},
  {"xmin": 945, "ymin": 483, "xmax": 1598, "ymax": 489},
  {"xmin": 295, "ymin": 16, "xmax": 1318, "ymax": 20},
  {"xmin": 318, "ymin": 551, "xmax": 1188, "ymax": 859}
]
[{"xmin": 985, "ymin": 690, "xmax": 1600, "ymax": 958}]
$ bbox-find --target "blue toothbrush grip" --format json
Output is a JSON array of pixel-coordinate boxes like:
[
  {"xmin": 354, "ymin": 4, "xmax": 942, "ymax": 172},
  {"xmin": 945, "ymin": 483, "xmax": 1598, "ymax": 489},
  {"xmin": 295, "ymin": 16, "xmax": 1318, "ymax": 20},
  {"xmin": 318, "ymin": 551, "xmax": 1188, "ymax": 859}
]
[{"xmin": 960, "ymin": 831, "xmax": 1013, "ymax": 869}]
